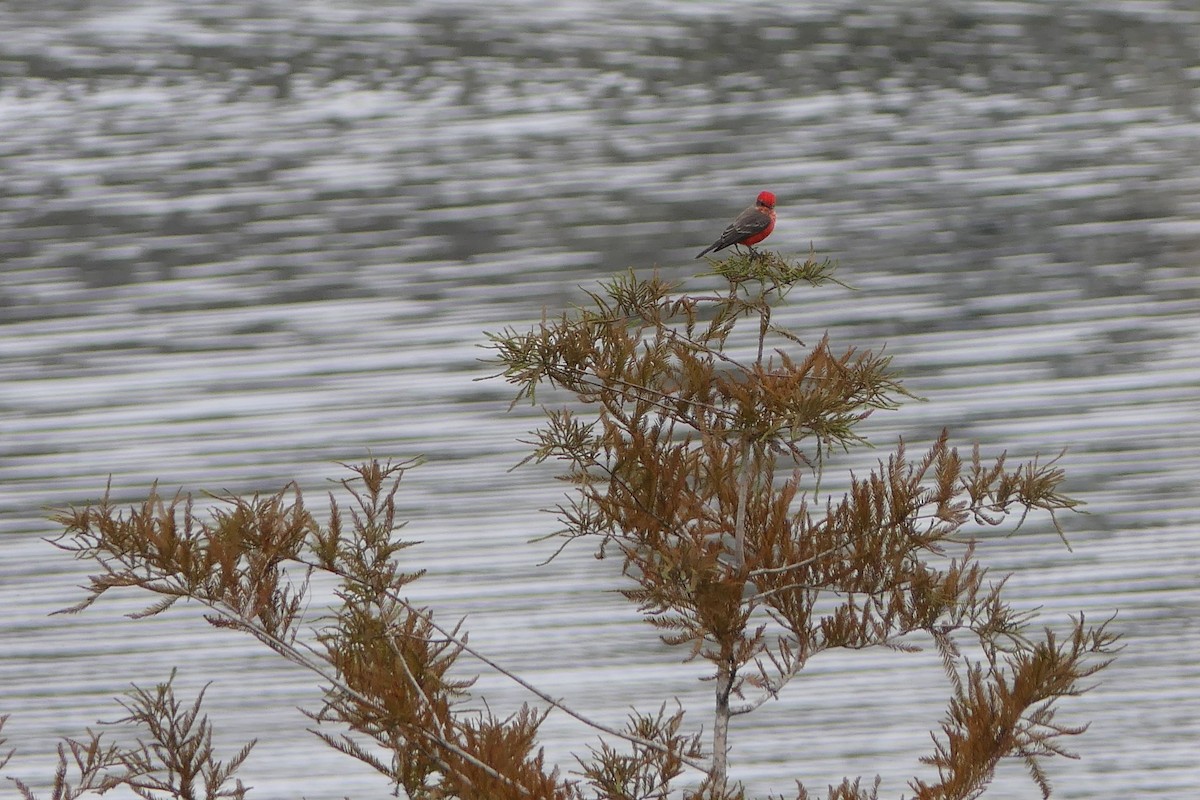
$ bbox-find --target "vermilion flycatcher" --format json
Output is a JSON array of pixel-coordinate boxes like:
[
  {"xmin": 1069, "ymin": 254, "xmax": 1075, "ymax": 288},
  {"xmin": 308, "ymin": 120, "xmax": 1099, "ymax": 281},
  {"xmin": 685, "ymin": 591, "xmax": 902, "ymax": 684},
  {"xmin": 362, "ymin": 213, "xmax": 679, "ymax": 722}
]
[{"xmin": 695, "ymin": 190, "xmax": 777, "ymax": 259}]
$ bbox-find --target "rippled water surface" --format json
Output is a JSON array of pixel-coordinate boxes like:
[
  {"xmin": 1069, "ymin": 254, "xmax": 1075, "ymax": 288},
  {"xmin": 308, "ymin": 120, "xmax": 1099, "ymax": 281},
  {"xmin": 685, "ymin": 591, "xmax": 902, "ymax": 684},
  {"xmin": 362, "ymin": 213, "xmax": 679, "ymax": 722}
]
[{"xmin": 2, "ymin": 1, "xmax": 1198, "ymax": 797}]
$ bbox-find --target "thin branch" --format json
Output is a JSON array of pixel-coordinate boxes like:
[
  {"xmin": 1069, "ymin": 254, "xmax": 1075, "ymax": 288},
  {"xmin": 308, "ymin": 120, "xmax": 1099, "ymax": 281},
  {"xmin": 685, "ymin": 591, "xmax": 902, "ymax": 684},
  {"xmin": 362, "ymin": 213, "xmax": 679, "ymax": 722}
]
[{"xmin": 350, "ymin": 562, "xmax": 712, "ymax": 775}]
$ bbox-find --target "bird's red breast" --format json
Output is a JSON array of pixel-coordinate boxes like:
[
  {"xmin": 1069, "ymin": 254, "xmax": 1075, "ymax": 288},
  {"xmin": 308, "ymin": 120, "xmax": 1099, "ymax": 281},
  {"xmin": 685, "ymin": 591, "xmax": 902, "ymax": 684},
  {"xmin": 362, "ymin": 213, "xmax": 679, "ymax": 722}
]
[{"xmin": 739, "ymin": 192, "xmax": 776, "ymax": 246}]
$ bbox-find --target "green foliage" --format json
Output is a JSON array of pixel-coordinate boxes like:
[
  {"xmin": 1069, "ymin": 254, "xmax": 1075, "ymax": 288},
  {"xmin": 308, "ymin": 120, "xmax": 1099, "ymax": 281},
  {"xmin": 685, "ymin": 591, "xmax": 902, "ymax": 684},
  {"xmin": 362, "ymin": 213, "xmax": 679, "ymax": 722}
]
[{"xmin": 3, "ymin": 251, "xmax": 1119, "ymax": 800}]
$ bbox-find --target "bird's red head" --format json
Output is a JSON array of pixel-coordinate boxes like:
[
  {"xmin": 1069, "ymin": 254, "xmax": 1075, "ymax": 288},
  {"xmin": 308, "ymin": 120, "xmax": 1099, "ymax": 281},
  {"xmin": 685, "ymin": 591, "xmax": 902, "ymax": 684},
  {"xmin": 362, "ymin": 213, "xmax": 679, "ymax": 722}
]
[{"xmin": 756, "ymin": 191, "xmax": 776, "ymax": 208}]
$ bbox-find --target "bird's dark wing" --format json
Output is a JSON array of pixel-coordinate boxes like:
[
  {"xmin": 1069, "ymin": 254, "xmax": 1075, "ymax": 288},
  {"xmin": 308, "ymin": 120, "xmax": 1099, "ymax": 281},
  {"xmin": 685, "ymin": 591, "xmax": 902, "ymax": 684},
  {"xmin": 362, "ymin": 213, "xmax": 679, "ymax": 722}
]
[
  {"xmin": 712, "ymin": 206, "xmax": 771, "ymax": 249},
  {"xmin": 696, "ymin": 204, "xmax": 774, "ymax": 258}
]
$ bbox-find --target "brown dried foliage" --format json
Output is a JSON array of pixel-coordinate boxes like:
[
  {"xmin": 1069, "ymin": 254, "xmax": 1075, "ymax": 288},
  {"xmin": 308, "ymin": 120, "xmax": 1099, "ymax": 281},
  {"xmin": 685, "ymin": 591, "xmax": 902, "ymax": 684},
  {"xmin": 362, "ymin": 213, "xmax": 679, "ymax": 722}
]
[
  {"xmin": 489, "ymin": 253, "xmax": 1119, "ymax": 799},
  {"xmin": 3, "ymin": 671, "xmax": 252, "ymax": 800},
  {"xmin": 39, "ymin": 459, "xmax": 590, "ymax": 799}
]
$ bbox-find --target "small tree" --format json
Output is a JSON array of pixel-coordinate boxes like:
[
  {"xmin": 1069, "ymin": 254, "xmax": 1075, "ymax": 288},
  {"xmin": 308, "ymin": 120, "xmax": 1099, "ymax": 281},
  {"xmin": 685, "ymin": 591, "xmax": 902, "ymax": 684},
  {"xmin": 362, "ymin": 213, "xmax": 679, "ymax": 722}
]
[
  {"xmin": 487, "ymin": 254, "xmax": 1118, "ymax": 799},
  {"xmin": 9, "ymin": 253, "xmax": 1117, "ymax": 800}
]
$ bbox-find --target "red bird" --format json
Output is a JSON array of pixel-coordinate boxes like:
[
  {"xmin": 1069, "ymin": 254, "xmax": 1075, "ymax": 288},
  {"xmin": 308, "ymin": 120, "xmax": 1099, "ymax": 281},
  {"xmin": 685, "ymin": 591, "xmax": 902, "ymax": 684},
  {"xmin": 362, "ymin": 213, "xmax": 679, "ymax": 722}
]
[{"xmin": 695, "ymin": 190, "xmax": 777, "ymax": 259}]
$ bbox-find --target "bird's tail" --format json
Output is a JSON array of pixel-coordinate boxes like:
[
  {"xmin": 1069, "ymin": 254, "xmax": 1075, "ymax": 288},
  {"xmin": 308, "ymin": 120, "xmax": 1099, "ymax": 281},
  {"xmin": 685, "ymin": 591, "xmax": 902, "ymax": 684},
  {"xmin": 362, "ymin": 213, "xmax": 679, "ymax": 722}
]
[{"xmin": 695, "ymin": 244, "xmax": 717, "ymax": 259}]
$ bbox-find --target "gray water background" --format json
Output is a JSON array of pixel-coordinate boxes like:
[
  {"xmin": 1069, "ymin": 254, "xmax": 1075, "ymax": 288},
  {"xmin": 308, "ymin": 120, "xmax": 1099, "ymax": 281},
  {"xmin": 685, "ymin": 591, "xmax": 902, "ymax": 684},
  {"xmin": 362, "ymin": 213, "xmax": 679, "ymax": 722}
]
[{"xmin": 1, "ymin": 1, "xmax": 1198, "ymax": 797}]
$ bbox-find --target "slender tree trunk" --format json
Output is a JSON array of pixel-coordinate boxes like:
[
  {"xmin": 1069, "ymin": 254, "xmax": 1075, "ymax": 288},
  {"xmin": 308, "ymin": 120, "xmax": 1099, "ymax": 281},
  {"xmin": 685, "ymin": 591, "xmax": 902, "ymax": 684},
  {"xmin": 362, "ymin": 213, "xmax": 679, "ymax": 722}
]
[
  {"xmin": 710, "ymin": 658, "xmax": 734, "ymax": 798},
  {"xmin": 732, "ymin": 439, "xmax": 751, "ymax": 569}
]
